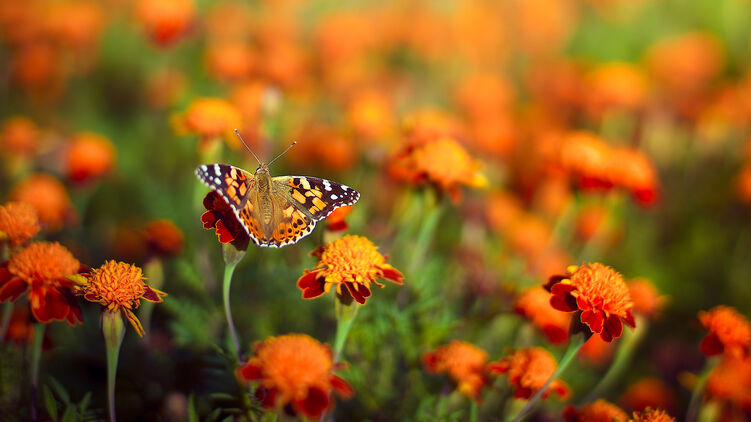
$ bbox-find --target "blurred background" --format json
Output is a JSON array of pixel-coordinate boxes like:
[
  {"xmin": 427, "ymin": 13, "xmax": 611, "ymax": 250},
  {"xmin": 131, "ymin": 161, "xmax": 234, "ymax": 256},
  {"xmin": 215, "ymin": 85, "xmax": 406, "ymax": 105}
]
[{"xmin": 2, "ymin": 0, "xmax": 751, "ymax": 420}]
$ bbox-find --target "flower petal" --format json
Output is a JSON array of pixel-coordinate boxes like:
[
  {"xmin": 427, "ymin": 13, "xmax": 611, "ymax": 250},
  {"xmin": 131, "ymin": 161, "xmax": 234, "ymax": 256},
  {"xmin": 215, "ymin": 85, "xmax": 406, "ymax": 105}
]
[
  {"xmin": 331, "ymin": 375, "xmax": 354, "ymax": 399},
  {"xmin": 344, "ymin": 282, "xmax": 371, "ymax": 304},
  {"xmin": 295, "ymin": 386, "xmax": 329, "ymax": 418},
  {"xmin": 30, "ymin": 287, "xmax": 69, "ymax": 323},
  {"xmin": 238, "ymin": 362, "xmax": 263, "ymax": 381},
  {"xmin": 550, "ymin": 291, "xmax": 578, "ymax": 312},
  {"xmin": 581, "ymin": 309, "xmax": 604, "ymax": 334},
  {"xmin": 124, "ymin": 309, "xmax": 145, "ymax": 337},
  {"xmin": 603, "ymin": 314, "xmax": 623, "ymax": 340},
  {"xmin": 0, "ymin": 277, "xmax": 29, "ymax": 302},
  {"xmin": 700, "ymin": 332, "xmax": 724, "ymax": 356},
  {"xmin": 254, "ymin": 387, "xmax": 278, "ymax": 408},
  {"xmin": 380, "ymin": 265, "xmax": 404, "ymax": 285},
  {"xmin": 142, "ymin": 285, "xmax": 166, "ymax": 303},
  {"xmin": 298, "ymin": 271, "xmax": 325, "ymax": 299}
]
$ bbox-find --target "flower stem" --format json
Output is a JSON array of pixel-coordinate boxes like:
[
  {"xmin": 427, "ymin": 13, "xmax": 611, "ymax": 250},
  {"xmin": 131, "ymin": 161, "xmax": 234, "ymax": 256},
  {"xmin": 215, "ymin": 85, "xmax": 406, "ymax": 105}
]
[
  {"xmin": 0, "ymin": 301, "xmax": 13, "ymax": 342},
  {"xmin": 333, "ymin": 300, "xmax": 360, "ymax": 362},
  {"xmin": 30, "ymin": 322, "xmax": 45, "ymax": 422},
  {"xmin": 582, "ymin": 318, "xmax": 647, "ymax": 403},
  {"xmin": 103, "ymin": 311, "xmax": 125, "ymax": 422},
  {"xmin": 470, "ymin": 400, "xmax": 478, "ymax": 422},
  {"xmin": 222, "ymin": 260, "xmax": 242, "ymax": 360},
  {"xmin": 686, "ymin": 358, "xmax": 717, "ymax": 422},
  {"xmin": 508, "ymin": 335, "xmax": 585, "ymax": 422}
]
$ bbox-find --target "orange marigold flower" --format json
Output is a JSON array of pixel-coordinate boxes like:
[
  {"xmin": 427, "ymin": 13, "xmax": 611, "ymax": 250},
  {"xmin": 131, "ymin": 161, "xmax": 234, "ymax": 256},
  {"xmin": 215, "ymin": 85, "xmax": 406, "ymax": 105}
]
[
  {"xmin": 560, "ymin": 132, "xmax": 612, "ymax": 191},
  {"xmin": 608, "ymin": 147, "xmax": 659, "ymax": 206},
  {"xmin": 621, "ymin": 378, "xmax": 677, "ymax": 414},
  {"xmin": 698, "ymin": 305, "xmax": 751, "ymax": 358},
  {"xmin": 390, "ymin": 137, "xmax": 487, "ymax": 203},
  {"xmin": 628, "ymin": 278, "xmax": 664, "ymax": 318},
  {"xmin": 423, "ymin": 340, "xmax": 489, "ymax": 399},
  {"xmin": 44, "ymin": 1, "xmax": 105, "ymax": 51},
  {"xmin": 585, "ymin": 63, "xmax": 648, "ymax": 117},
  {"xmin": 204, "ymin": 42, "xmax": 255, "ymax": 82},
  {"xmin": 135, "ymin": 0, "xmax": 195, "ymax": 46},
  {"xmin": 297, "ymin": 235, "xmax": 403, "ymax": 305},
  {"xmin": 514, "ymin": 287, "xmax": 570, "ymax": 344},
  {"xmin": 346, "ymin": 89, "xmax": 394, "ymax": 141},
  {"xmin": 488, "ymin": 347, "xmax": 569, "ymax": 400},
  {"xmin": 737, "ymin": 164, "xmax": 751, "ymax": 205},
  {"xmin": 200, "ymin": 191, "xmax": 249, "ymax": 251},
  {"xmin": 325, "ymin": 205, "xmax": 352, "ymax": 232},
  {"xmin": 563, "ymin": 399, "xmax": 629, "ymax": 422},
  {"xmin": 10, "ymin": 173, "xmax": 73, "ymax": 230},
  {"xmin": 238, "ymin": 334, "xmax": 353, "ymax": 418},
  {"xmin": 1, "ymin": 116, "xmax": 38, "ymax": 157},
  {"xmin": 0, "ymin": 242, "xmax": 82, "ymax": 325},
  {"xmin": 74, "ymin": 261, "xmax": 166, "ymax": 337},
  {"xmin": 646, "ymin": 32, "xmax": 724, "ymax": 95},
  {"xmin": 629, "ymin": 407, "xmax": 675, "ymax": 422},
  {"xmin": 142, "ymin": 219, "xmax": 184, "ymax": 258},
  {"xmin": 545, "ymin": 263, "xmax": 636, "ymax": 342},
  {"xmin": 0, "ymin": 202, "xmax": 40, "ymax": 247},
  {"xmin": 66, "ymin": 132, "xmax": 116, "ymax": 184},
  {"xmin": 705, "ymin": 356, "xmax": 751, "ymax": 412},
  {"xmin": 175, "ymin": 98, "xmax": 242, "ymax": 151}
]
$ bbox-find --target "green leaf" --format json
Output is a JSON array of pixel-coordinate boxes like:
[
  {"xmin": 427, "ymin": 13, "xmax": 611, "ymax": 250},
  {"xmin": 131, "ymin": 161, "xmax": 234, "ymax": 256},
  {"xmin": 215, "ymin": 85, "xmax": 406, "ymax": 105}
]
[
  {"xmin": 188, "ymin": 393, "xmax": 199, "ymax": 422},
  {"xmin": 43, "ymin": 386, "xmax": 58, "ymax": 422},
  {"xmin": 206, "ymin": 408, "xmax": 222, "ymax": 422},
  {"xmin": 60, "ymin": 406, "xmax": 76, "ymax": 422},
  {"xmin": 78, "ymin": 392, "xmax": 92, "ymax": 413},
  {"xmin": 48, "ymin": 377, "xmax": 71, "ymax": 404}
]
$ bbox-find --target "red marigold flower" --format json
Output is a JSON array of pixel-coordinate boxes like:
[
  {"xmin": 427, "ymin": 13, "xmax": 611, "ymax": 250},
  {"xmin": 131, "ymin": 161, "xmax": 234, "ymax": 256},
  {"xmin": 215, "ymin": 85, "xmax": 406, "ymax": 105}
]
[
  {"xmin": 74, "ymin": 261, "xmax": 166, "ymax": 337},
  {"xmin": 135, "ymin": 0, "xmax": 195, "ymax": 47},
  {"xmin": 200, "ymin": 191, "xmax": 249, "ymax": 251},
  {"xmin": 545, "ymin": 263, "xmax": 636, "ymax": 342},
  {"xmin": 0, "ymin": 201, "xmax": 41, "ymax": 247},
  {"xmin": 621, "ymin": 378, "xmax": 677, "ymax": 414},
  {"xmin": 389, "ymin": 136, "xmax": 487, "ymax": 203},
  {"xmin": 560, "ymin": 132, "xmax": 613, "ymax": 191},
  {"xmin": 10, "ymin": 173, "xmax": 73, "ymax": 230},
  {"xmin": 514, "ymin": 287, "xmax": 570, "ymax": 344},
  {"xmin": 325, "ymin": 205, "xmax": 352, "ymax": 232},
  {"xmin": 142, "ymin": 219, "xmax": 184, "ymax": 258},
  {"xmin": 488, "ymin": 347, "xmax": 569, "ymax": 400},
  {"xmin": 422, "ymin": 340, "xmax": 489, "ymax": 399},
  {"xmin": 698, "ymin": 305, "xmax": 751, "ymax": 358},
  {"xmin": 628, "ymin": 278, "xmax": 664, "ymax": 319},
  {"xmin": 629, "ymin": 407, "xmax": 675, "ymax": 422},
  {"xmin": 297, "ymin": 236, "xmax": 403, "ymax": 304},
  {"xmin": 563, "ymin": 399, "xmax": 629, "ymax": 422},
  {"xmin": 238, "ymin": 334, "xmax": 353, "ymax": 418},
  {"xmin": 608, "ymin": 147, "xmax": 659, "ymax": 206},
  {"xmin": 174, "ymin": 98, "xmax": 242, "ymax": 151},
  {"xmin": 0, "ymin": 242, "xmax": 83, "ymax": 325},
  {"xmin": 705, "ymin": 356, "xmax": 751, "ymax": 412},
  {"xmin": 0, "ymin": 116, "xmax": 38, "ymax": 157},
  {"xmin": 65, "ymin": 132, "xmax": 116, "ymax": 184}
]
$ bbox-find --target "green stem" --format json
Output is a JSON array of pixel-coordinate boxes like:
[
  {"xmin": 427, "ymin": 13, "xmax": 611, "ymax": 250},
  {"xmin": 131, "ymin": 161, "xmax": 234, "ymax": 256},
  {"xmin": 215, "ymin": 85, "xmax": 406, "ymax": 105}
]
[
  {"xmin": 333, "ymin": 300, "xmax": 360, "ymax": 362},
  {"xmin": 686, "ymin": 358, "xmax": 718, "ymax": 422},
  {"xmin": 103, "ymin": 311, "xmax": 125, "ymax": 422},
  {"xmin": 408, "ymin": 195, "xmax": 445, "ymax": 278},
  {"xmin": 509, "ymin": 335, "xmax": 585, "ymax": 422},
  {"xmin": 222, "ymin": 261, "xmax": 242, "ymax": 360},
  {"xmin": 470, "ymin": 400, "xmax": 478, "ymax": 422},
  {"xmin": 0, "ymin": 301, "xmax": 13, "ymax": 342},
  {"xmin": 582, "ymin": 318, "xmax": 647, "ymax": 403},
  {"xmin": 30, "ymin": 323, "xmax": 45, "ymax": 422}
]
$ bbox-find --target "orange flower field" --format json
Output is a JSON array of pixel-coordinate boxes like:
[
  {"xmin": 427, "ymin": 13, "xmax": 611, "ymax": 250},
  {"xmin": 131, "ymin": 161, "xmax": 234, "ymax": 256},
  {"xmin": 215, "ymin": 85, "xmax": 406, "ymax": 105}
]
[{"xmin": 2, "ymin": 0, "xmax": 751, "ymax": 421}]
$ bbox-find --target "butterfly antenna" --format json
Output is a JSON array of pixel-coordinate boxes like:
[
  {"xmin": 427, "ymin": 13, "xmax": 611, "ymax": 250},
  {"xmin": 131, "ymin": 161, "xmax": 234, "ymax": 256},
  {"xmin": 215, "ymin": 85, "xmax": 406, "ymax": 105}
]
[
  {"xmin": 267, "ymin": 141, "xmax": 297, "ymax": 167},
  {"xmin": 234, "ymin": 129, "xmax": 262, "ymax": 165}
]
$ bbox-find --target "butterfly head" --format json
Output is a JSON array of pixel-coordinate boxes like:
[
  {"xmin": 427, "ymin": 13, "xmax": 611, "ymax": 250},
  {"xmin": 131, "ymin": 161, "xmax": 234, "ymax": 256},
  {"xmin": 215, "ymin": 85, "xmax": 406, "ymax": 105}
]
[{"xmin": 255, "ymin": 163, "xmax": 270, "ymax": 175}]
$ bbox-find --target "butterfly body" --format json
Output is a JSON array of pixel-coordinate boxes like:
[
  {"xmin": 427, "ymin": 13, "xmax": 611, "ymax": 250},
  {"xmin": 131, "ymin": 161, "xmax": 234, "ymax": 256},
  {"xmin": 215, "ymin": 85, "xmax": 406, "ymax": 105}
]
[{"xmin": 196, "ymin": 162, "xmax": 360, "ymax": 248}]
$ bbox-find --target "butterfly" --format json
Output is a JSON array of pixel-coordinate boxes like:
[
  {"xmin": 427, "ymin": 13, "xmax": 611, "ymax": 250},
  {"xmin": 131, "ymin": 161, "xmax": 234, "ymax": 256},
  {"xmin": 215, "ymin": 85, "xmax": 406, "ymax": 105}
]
[{"xmin": 195, "ymin": 132, "xmax": 360, "ymax": 248}]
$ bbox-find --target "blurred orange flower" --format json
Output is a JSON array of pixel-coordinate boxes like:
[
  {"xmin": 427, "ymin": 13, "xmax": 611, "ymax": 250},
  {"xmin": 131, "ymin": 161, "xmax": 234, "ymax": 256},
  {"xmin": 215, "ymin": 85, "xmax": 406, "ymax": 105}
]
[
  {"xmin": 288, "ymin": 124, "xmax": 356, "ymax": 172},
  {"xmin": 175, "ymin": 98, "xmax": 242, "ymax": 151},
  {"xmin": 10, "ymin": 173, "xmax": 73, "ymax": 230},
  {"xmin": 200, "ymin": 191, "xmax": 250, "ymax": 251},
  {"xmin": 736, "ymin": 163, "xmax": 751, "ymax": 205},
  {"xmin": 74, "ymin": 261, "xmax": 166, "ymax": 337},
  {"xmin": 563, "ymin": 399, "xmax": 629, "ymax": 422},
  {"xmin": 238, "ymin": 334, "xmax": 353, "ymax": 418},
  {"xmin": 620, "ymin": 378, "xmax": 677, "ymax": 414},
  {"xmin": 705, "ymin": 356, "xmax": 751, "ymax": 413},
  {"xmin": 346, "ymin": 89, "xmax": 394, "ymax": 142},
  {"xmin": 401, "ymin": 108, "xmax": 464, "ymax": 147},
  {"xmin": 488, "ymin": 347, "xmax": 569, "ymax": 400},
  {"xmin": 422, "ymin": 340, "xmax": 489, "ymax": 400},
  {"xmin": 204, "ymin": 42, "xmax": 255, "ymax": 82},
  {"xmin": 389, "ymin": 137, "xmax": 487, "ymax": 203},
  {"xmin": 575, "ymin": 205, "xmax": 609, "ymax": 242},
  {"xmin": 454, "ymin": 72, "xmax": 514, "ymax": 120},
  {"xmin": 297, "ymin": 235, "xmax": 403, "ymax": 304},
  {"xmin": 144, "ymin": 68, "xmax": 187, "ymax": 109},
  {"xmin": 325, "ymin": 205, "xmax": 352, "ymax": 232},
  {"xmin": 0, "ymin": 241, "xmax": 82, "ymax": 325},
  {"xmin": 545, "ymin": 263, "xmax": 636, "ymax": 342},
  {"xmin": 585, "ymin": 63, "xmax": 648, "ymax": 118},
  {"xmin": 143, "ymin": 219, "xmax": 184, "ymax": 258},
  {"xmin": 10, "ymin": 42, "xmax": 64, "ymax": 101},
  {"xmin": 44, "ymin": 1, "xmax": 105, "ymax": 51},
  {"xmin": 0, "ymin": 116, "xmax": 38, "ymax": 157},
  {"xmin": 514, "ymin": 287, "xmax": 570, "ymax": 344},
  {"xmin": 560, "ymin": 132, "xmax": 612, "ymax": 191},
  {"xmin": 135, "ymin": 0, "xmax": 195, "ymax": 47},
  {"xmin": 646, "ymin": 32, "xmax": 724, "ymax": 96},
  {"xmin": 0, "ymin": 202, "xmax": 40, "ymax": 247},
  {"xmin": 66, "ymin": 132, "xmax": 116, "ymax": 184},
  {"xmin": 629, "ymin": 407, "xmax": 675, "ymax": 422},
  {"xmin": 608, "ymin": 148, "xmax": 659, "ymax": 206},
  {"xmin": 627, "ymin": 278, "xmax": 664, "ymax": 318},
  {"xmin": 698, "ymin": 305, "xmax": 750, "ymax": 358}
]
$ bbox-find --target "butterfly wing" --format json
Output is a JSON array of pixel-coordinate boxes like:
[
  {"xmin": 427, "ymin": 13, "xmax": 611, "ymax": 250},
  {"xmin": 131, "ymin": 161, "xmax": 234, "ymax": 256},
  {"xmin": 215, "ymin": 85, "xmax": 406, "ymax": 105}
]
[{"xmin": 272, "ymin": 176, "xmax": 361, "ymax": 220}]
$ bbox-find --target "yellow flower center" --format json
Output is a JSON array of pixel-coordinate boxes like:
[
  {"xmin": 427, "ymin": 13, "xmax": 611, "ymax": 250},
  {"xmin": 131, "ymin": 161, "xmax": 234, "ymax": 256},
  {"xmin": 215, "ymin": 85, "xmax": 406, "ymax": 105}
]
[
  {"xmin": 570, "ymin": 263, "xmax": 633, "ymax": 317},
  {"xmin": 413, "ymin": 137, "xmax": 486, "ymax": 189},
  {"xmin": 84, "ymin": 261, "xmax": 147, "ymax": 310},
  {"xmin": 8, "ymin": 241, "xmax": 79, "ymax": 286},
  {"xmin": 317, "ymin": 235, "xmax": 386, "ymax": 287}
]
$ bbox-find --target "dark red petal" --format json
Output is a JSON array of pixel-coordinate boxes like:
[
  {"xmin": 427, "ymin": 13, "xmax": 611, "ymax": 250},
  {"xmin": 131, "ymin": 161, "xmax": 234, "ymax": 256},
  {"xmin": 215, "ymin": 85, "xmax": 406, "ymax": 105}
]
[
  {"xmin": 486, "ymin": 359, "xmax": 510, "ymax": 374},
  {"xmin": 562, "ymin": 406, "xmax": 580, "ymax": 422},
  {"xmin": 0, "ymin": 277, "xmax": 29, "ymax": 302},
  {"xmin": 330, "ymin": 376, "xmax": 354, "ymax": 399},
  {"xmin": 200, "ymin": 211, "xmax": 217, "ymax": 229},
  {"xmin": 254, "ymin": 387, "xmax": 278, "ymax": 408},
  {"xmin": 514, "ymin": 386, "xmax": 533, "ymax": 399},
  {"xmin": 296, "ymin": 386, "xmax": 329, "ymax": 418},
  {"xmin": 543, "ymin": 274, "xmax": 568, "ymax": 291},
  {"xmin": 700, "ymin": 332, "xmax": 724, "ymax": 356},
  {"xmin": 31, "ymin": 287, "xmax": 69, "ymax": 323},
  {"xmin": 600, "ymin": 329, "xmax": 613, "ymax": 343},
  {"xmin": 550, "ymin": 291, "xmax": 578, "ymax": 312},
  {"xmin": 603, "ymin": 314, "xmax": 623, "ymax": 340},
  {"xmin": 422, "ymin": 352, "xmax": 439, "ymax": 371},
  {"xmin": 550, "ymin": 282, "xmax": 576, "ymax": 295},
  {"xmin": 215, "ymin": 220, "xmax": 235, "ymax": 244},
  {"xmin": 142, "ymin": 285, "xmax": 165, "ymax": 303},
  {"xmin": 623, "ymin": 309, "xmax": 636, "ymax": 328},
  {"xmin": 344, "ymin": 282, "xmax": 371, "ymax": 305},
  {"xmin": 64, "ymin": 292, "xmax": 82, "ymax": 326},
  {"xmin": 326, "ymin": 220, "xmax": 348, "ymax": 231},
  {"xmin": 542, "ymin": 325, "xmax": 569, "ymax": 344},
  {"xmin": 298, "ymin": 271, "xmax": 325, "ymax": 299},
  {"xmin": 581, "ymin": 309, "xmax": 604, "ymax": 333},
  {"xmin": 238, "ymin": 363, "xmax": 263, "ymax": 381},
  {"xmin": 380, "ymin": 267, "xmax": 404, "ymax": 285}
]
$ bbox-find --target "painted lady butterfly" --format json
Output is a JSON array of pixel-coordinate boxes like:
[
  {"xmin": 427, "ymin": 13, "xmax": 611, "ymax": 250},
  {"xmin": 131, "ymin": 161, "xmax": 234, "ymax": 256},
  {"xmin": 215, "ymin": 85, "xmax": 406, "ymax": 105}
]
[{"xmin": 195, "ymin": 133, "xmax": 360, "ymax": 248}]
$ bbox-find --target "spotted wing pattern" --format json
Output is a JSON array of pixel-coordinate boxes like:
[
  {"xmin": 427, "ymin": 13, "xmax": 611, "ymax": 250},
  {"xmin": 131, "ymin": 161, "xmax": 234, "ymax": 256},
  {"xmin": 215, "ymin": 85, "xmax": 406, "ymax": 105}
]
[
  {"xmin": 273, "ymin": 176, "xmax": 361, "ymax": 220},
  {"xmin": 249, "ymin": 197, "xmax": 316, "ymax": 248},
  {"xmin": 195, "ymin": 164, "xmax": 254, "ymax": 210}
]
